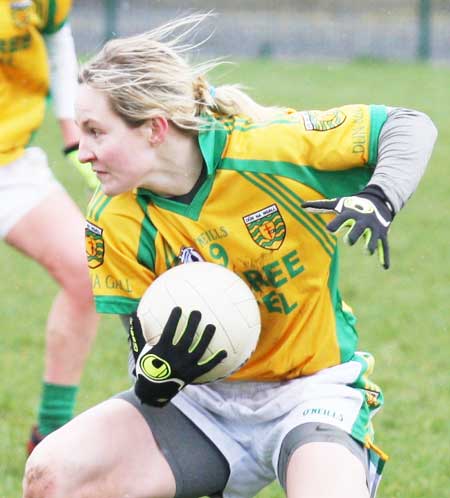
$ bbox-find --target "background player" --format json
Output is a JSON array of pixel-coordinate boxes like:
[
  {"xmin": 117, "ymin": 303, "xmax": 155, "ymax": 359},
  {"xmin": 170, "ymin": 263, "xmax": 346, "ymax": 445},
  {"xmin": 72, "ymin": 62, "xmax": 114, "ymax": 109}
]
[
  {"xmin": 22, "ymin": 14, "xmax": 437, "ymax": 498},
  {"xmin": 0, "ymin": 0, "xmax": 98, "ymax": 452}
]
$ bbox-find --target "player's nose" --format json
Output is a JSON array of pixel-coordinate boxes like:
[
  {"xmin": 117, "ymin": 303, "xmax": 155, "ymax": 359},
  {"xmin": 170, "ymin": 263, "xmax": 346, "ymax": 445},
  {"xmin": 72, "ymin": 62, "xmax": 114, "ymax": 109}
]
[{"xmin": 78, "ymin": 138, "xmax": 95, "ymax": 164}]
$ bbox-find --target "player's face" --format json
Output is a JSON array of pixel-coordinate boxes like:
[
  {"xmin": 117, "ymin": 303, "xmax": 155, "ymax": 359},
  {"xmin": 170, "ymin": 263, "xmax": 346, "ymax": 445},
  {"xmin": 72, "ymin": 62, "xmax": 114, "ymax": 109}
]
[{"xmin": 76, "ymin": 84, "xmax": 157, "ymax": 196}]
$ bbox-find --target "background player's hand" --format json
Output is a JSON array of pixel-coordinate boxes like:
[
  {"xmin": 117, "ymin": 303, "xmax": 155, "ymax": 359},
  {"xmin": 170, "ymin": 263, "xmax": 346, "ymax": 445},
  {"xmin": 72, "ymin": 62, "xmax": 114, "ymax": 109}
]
[
  {"xmin": 302, "ymin": 185, "xmax": 395, "ymax": 269},
  {"xmin": 64, "ymin": 144, "xmax": 99, "ymax": 190},
  {"xmin": 132, "ymin": 307, "xmax": 227, "ymax": 407}
]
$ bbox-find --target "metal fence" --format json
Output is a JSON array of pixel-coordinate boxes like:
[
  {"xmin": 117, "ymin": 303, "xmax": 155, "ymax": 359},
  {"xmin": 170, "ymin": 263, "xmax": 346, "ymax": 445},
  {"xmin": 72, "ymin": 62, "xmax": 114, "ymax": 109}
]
[{"xmin": 71, "ymin": 1, "xmax": 450, "ymax": 63}]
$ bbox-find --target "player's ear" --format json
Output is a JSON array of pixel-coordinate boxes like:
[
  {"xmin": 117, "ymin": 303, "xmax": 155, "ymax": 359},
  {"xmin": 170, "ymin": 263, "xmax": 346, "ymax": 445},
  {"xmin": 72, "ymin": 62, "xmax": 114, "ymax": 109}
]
[{"xmin": 143, "ymin": 116, "xmax": 169, "ymax": 146}]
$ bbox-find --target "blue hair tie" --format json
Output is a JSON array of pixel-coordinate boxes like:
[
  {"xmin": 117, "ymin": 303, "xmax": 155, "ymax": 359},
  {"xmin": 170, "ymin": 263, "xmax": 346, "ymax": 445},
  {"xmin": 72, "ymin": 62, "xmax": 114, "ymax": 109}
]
[{"xmin": 209, "ymin": 85, "xmax": 217, "ymax": 98}]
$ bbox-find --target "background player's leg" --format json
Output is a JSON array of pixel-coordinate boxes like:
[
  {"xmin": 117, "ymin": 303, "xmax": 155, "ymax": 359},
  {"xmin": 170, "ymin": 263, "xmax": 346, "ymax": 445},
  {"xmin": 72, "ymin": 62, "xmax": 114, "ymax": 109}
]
[
  {"xmin": 6, "ymin": 189, "xmax": 99, "ymax": 443},
  {"xmin": 22, "ymin": 399, "xmax": 176, "ymax": 498}
]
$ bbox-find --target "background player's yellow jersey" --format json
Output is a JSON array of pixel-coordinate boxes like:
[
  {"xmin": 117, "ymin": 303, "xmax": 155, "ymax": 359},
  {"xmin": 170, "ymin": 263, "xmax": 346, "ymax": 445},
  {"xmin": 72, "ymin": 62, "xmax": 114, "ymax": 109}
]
[
  {"xmin": 0, "ymin": 0, "xmax": 71, "ymax": 166},
  {"xmin": 86, "ymin": 104, "xmax": 388, "ymax": 382}
]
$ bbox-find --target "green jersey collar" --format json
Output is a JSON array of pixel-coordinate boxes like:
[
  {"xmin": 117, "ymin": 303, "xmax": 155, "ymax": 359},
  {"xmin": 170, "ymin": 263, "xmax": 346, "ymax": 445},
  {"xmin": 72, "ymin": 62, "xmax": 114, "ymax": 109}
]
[
  {"xmin": 137, "ymin": 116, "xmax": 228, "ymax": 220},
  {"xmin": 198, "ymin": 115, "xmax": 229, "ymax": 175}
]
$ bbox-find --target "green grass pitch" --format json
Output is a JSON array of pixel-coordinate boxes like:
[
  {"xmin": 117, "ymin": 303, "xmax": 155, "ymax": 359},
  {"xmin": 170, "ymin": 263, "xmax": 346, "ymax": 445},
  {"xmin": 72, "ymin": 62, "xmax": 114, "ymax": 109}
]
[{"xmin": 1, "ymin": 59, "xmax": 449, "ymax": 497}]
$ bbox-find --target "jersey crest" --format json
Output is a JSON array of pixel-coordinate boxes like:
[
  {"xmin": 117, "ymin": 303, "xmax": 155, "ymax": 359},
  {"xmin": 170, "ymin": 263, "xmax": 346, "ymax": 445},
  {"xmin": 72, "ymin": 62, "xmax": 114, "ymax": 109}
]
[
  {"xmin": 300, "ymin": 109, "xmax": 346, "ymax": 131},
  {"xmin": 85, "ymin": 221, "xmax": 105, "ymax": 269},
  {"xmin": 243, "ymin": 204, "xmax": 286, "ymax": 250},
  {"xmin": 10, "ymin": 1, "xmax": 33, "ymax": 29}
]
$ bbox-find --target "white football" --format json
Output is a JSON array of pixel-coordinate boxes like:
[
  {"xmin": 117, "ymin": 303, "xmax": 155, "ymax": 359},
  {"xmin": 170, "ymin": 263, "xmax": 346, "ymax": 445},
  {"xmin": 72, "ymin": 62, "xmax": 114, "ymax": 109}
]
[{"xmin": 137, "ymin": 262, "xmax": 261, "ymax": 383}]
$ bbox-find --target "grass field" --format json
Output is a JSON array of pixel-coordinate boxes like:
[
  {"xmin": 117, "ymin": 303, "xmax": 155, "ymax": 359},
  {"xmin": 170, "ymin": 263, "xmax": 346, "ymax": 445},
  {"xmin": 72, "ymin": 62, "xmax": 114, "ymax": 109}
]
[{"xmin": 1, "ymin": 59, "xmax": 449, "ymax": 498}]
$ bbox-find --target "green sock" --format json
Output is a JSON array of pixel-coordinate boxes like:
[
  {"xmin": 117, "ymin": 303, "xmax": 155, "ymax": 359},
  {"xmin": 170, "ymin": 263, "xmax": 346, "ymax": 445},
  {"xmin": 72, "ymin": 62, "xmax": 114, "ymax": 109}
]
[{"xmin": 37, "ymin": 382, "xmax": 79, "ymax": 436}]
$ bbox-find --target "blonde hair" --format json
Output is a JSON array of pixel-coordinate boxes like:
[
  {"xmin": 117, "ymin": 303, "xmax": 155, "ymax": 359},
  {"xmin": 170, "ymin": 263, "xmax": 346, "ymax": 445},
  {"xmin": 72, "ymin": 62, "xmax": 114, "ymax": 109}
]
[{"xmin": 79, "ymin": 13, "xmax": 283, "ymax": 131}]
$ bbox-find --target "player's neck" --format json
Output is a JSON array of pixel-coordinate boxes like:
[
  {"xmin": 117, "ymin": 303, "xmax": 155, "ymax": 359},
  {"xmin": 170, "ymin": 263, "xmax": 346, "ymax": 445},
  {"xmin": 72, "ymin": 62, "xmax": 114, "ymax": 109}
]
[{"xmin": 161, "ymin": 126, "xmax": 203, "ymax": 196}]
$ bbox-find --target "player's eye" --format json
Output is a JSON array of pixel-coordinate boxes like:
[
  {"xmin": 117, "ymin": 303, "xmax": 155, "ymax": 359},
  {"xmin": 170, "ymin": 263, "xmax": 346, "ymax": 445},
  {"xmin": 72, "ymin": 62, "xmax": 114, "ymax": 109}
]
[{"xmin": 88, "ymin": 127, "xmax": 102, "ymax": 138}]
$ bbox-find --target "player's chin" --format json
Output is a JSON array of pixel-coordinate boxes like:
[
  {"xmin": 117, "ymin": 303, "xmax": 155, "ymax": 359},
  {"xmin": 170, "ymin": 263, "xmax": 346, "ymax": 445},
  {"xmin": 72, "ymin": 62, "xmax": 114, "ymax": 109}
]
[{"xmin": 98, "ymin": 177, "xmax": 126, "ymax": 197}]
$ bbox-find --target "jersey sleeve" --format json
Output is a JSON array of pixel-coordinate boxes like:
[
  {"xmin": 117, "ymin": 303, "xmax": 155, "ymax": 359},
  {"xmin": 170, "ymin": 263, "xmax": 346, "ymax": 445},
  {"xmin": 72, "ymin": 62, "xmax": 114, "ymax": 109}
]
[
  {"xmin": 85, "ymin": 191, "xmax": 156, "ymax": 315},
  {"xmin": 220, "ymin": 104, "xmax": 389, "ymax": 199},
  {"xmin": 293, "ymin": 104, "xmax": 388, "ymax": 170},
  {"xmin": 41, "ymin": 0, "xmax": 72, "ymax": 34},
  {"xmin": 284, "ymin": 104, "xmax": 389, "ymax": 198}
]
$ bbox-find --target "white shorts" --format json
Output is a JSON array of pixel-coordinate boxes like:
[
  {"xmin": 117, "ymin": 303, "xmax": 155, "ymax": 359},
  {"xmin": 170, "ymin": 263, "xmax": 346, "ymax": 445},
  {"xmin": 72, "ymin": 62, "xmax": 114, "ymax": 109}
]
[
  {"xmin": 0, "ymin": 147, "xmax": 62, "ymax": 238},
  {"xmin": 171, "ymin": 353, "xmax": 386, "ymax": 498}
]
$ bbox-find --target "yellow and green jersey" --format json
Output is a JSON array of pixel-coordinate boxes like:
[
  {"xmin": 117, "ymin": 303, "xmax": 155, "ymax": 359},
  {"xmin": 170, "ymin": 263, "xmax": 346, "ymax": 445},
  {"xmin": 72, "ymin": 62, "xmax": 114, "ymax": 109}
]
[
  {"xmin": 0, "ymin": 0, "xmax": 71, "ymax": 166},
  {"xmin": 86, "ymin": 104, "xmax": 388, "ymax": 382}
]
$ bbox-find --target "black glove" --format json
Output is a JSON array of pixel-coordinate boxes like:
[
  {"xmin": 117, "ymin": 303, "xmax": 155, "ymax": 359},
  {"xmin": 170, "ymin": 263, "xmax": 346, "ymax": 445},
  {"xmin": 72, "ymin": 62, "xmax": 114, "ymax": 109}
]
[
  {"xmin": 301, "ymin": 185, "xmax": 395, "ymax": 269},
  {"xmin": 130, "ymin": 307, "xmax": 227, "ymax": 407}
]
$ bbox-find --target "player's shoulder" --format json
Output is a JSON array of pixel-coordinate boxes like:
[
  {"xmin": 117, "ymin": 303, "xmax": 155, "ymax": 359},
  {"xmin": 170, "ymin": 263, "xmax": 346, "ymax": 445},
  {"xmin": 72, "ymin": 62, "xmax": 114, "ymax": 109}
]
[
  {"xmin": 37, "ymin": 0, "xmax": 72, "ymax": 34},
  {"xmin": 291, "ymin": 104, "xmax": 386, "ymax": 131},
  {"xmin": 86, "ymin": 189, "xmax": 144, "ymax": 228}
]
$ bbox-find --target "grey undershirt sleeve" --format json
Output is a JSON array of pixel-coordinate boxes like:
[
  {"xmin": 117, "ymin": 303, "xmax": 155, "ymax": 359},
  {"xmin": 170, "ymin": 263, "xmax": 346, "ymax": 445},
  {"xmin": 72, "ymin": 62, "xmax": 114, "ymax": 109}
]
[{"xmin": 368, "ymin": 106, "xmax": 438, "ymax": 214}]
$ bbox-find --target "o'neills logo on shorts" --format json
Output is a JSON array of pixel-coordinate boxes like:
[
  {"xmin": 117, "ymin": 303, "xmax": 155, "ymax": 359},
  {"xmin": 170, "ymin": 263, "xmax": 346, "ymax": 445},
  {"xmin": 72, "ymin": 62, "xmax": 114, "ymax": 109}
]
[
  {"xmin": 243, "ymin": 204, "xmax": 286, "ymax": 250},
  {"xmin": 302, "ymin": 407, "xmax": 344, "ymax": 422},
  {"xmin": 85, "ymin": 221, "xmax": 105, "ymax": 269}
]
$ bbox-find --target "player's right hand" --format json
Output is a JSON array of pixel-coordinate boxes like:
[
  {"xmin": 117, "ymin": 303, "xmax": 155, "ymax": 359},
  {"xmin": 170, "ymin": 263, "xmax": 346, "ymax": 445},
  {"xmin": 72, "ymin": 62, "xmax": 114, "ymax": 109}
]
[
  {"xmin": 302, "ymin": 185, "xmax": 395, "ymax": 269},
  {"xmin": 133, "ymin": 307, "xmax": 227, "ymax": 407}
]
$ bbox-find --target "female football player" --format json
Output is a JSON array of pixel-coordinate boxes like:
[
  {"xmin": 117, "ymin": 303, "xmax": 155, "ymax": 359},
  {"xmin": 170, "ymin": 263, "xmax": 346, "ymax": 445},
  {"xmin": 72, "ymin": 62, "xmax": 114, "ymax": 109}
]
[
  {"xmin": 23, "ymin": 13, "xmax": 437, "ymax": 498},
  {"xmin": 0, "ymin": 0, "xmax": 98, "ymax": 453}
]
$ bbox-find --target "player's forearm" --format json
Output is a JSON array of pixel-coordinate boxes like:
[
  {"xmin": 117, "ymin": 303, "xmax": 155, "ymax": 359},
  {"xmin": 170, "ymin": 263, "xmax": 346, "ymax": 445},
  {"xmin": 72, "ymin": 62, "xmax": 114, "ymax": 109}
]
[
  {"xmin": 368, "ymin": 107, "xmax": 438, "ymax": 213},
  {"xmin": 45, "ymin": 23, "xmax": 78, "ymax": 122}
]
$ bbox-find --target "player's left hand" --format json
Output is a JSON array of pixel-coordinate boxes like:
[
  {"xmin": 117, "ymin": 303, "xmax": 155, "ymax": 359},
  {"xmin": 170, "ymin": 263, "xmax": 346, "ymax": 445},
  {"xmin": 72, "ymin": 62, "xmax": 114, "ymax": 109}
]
[
  {"xmin": 131, "ymin": 307, "xmax": 227, "ymax": 407},
  {"xmin": 64, "ymin": 144, "xmax": 99, "ymax": 190},
  {"xmin": 301, "ymin": 185, "xmax": 395, "ymax": 269}
]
